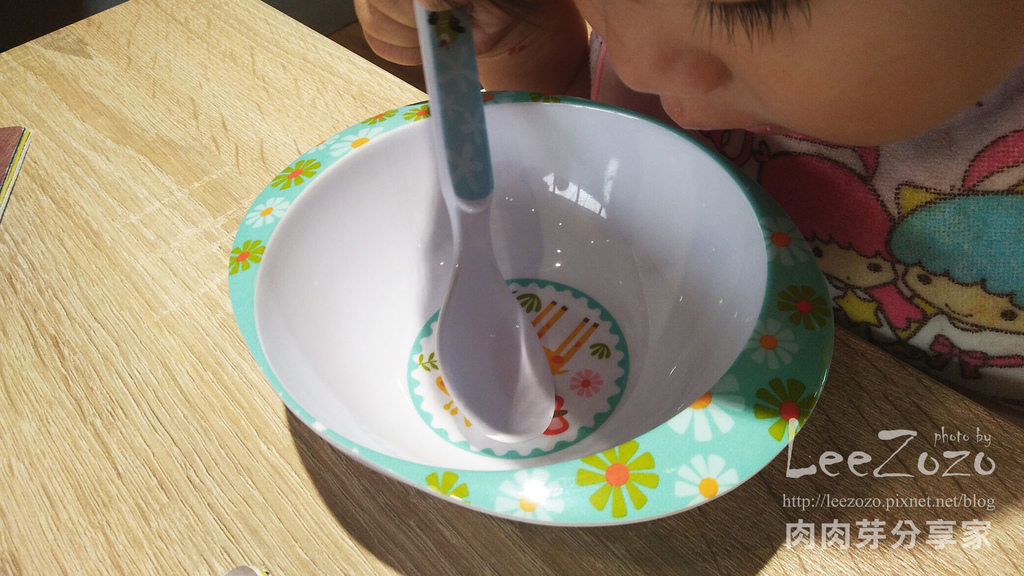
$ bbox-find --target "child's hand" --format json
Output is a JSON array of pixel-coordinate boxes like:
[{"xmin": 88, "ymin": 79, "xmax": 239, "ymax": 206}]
[
  {"xmin": 353, "ymin": 0, "xmax": 519, "ymax": 67},
  {"xmin": 354, "ymin": 0, "xmax": 590, "ymax": 95}
]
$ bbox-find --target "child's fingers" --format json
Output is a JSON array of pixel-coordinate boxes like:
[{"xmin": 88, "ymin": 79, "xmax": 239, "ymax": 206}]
[
  {"xmin": 354, "ymin": 0, "xmax": 422, "ymax": 65},
  {"xmin": 417, "ymin": 0, "xmax": 470, "ymax": 11},
  {"xmin": 363, "ymin": 33, "xmax": 422, "ymax": 67},
  {"xmin": 361, "ymin": 0, "xmax": 419, "ymax": 28},
  {"xmin": 355, "ymin": 0, "xmax": 527, "ymax": 67}
]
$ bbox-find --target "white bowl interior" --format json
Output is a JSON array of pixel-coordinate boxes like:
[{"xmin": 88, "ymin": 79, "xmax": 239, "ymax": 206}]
[{"xmin": 254, "ymin": 102, "xmax": 767, "ymax": 470}]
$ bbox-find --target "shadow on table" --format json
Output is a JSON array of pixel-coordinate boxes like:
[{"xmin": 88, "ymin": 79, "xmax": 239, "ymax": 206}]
[
  {"xmin": 288, "ymin": 410, "xmax": 783, "ymax": 576},
  {"xmin": 284, "ymin": 325, "xmax": 1024, "ymax": 569},
  {"xmin": 289, "ymin": 328, "xmax": 1024, "ymax": 575}
]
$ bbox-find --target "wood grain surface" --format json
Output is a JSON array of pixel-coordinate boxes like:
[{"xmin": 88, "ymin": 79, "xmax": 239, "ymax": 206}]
[{"xmin": 1, "ymin": 1, "xmax": 1022, "ymax": 574}]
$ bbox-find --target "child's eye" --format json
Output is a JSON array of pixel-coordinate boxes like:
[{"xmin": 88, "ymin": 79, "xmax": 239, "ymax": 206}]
[{"xmin": 697, "ymin": 0, "xmax": 811, "ymax": 42}]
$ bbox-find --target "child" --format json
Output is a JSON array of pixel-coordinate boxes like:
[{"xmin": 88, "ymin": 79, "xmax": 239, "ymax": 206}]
[{"xmin": 355, "ymin": 0, "xmax": 1024, "ymax": 403}]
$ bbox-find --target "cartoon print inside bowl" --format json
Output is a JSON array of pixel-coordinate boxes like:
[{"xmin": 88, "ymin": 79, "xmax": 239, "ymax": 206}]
[
  {"xmin": 230, "ymin": 92, "xmax": 833, "ymax": 525},
  {"xmin": 408, "ymin": 277, "xmax": 630, "ymax": 459}
]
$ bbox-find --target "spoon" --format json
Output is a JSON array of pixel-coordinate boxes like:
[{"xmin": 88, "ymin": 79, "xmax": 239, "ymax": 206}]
[{"xmin": 414, "ymin": 4, "xmax": 556, "ymax": 443}]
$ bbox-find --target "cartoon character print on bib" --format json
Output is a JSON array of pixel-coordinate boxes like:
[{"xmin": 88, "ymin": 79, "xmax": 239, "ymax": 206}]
[
  {"xmin": 889, "ymin": 131, "xmax": 1024, "ymax": 396},
  {"xmin": 701, "ymin": 127, "xmax": 1024, "ymax": 399}
]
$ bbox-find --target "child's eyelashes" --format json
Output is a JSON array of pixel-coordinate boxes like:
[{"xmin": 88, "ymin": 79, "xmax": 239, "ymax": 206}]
[{"xmin": 696, "ymin": 0, "xmax": 812, "ymax": 42}]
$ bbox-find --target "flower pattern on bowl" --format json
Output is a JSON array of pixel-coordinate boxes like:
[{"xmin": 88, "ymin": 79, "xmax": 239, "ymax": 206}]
[
  {"xmin": 675, "ymin": 454, "xmax": 740, "ymax": 506},
  {"xmin": 746, "ymin": 317, "xmax": 800, "ymax": 369},
  {"xmin": 667, "ymin": 374, "xmax": 745, "ymax": 442},
  {"xmin": 407, "ymin": 279, "xmax": 629, "ymax": 459},
  {"xmin": 494, "ymin": 469, "xmax": 565, "ymax": 522},
  {"xmin": 762, "ymin": 216, "xmax": 811, "ymax": 266},
  {"xmin": 576, "ymin": 441, "xmax": 659, "ymax": 519}
]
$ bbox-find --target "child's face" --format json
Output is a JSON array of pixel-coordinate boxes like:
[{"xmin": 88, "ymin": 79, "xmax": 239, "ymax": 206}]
[{"xmin": 579, "ymin": 0, "xmax": 1024, "ymax": 145}]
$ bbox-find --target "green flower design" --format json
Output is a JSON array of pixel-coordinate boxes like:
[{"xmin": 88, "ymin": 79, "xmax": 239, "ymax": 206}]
[
  {"xmin": 362, "ymin": 109, "xmax": 397, "ymax": 125},
  {"xmin": 516, "ymin": 292, "xmax": 542, "ymax": 313},
  {"xmin": 753, "ymin": 378, "xmax": 817, "ymax": 441},
  {"xmin": 229, "ymin": 240, "xmax": 265, "ymax": 275},
  {"xmin": 404, "ymin": 105, "xmax": 431, "ymax": 122},
  {"xmin": 417, "ymin": 352, "xmax": 439, "ymax": 372},
  {"xmin": 530, "ymin": 92, "xmax": 562, "ymax": 103},
  {"xmin": 777, "ymin": 285, "xmax": 831, "ymax": 329},
  {"xmin": 271, "ymin": 158, "xmax": 321, "ymax": 190},
  {"xmin": 426, "ymin": 471, "xmax": 469, "ymax": 501},
  {"xmin": 577, "ymin": 441, "xmax": 659, "ymax": 518},
  {"xmin": 589, "ymin": 343, "xmax": 612, "ymax": 359}
]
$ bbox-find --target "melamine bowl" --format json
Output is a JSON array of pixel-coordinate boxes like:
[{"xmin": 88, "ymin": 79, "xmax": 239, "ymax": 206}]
[{"xmin": 229, "ymin": 92, "xmax": 833, "ymax": 525}]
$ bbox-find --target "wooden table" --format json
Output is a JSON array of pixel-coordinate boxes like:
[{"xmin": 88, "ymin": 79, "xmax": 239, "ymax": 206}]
[{"xmin": 1, "ymin": 1, "xmax": 1022, "ymax": 574}]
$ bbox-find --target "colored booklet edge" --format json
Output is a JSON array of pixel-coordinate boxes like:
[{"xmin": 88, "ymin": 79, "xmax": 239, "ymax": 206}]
[{"xmin": 0, "ymin": 126, "xmax": 32, "ymax": 225}]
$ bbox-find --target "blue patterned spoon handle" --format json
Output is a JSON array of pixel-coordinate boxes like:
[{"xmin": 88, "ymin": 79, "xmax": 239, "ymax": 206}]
[{"xmin": 414, "ymin": 4, "xmax": 494, "ymax": 202}]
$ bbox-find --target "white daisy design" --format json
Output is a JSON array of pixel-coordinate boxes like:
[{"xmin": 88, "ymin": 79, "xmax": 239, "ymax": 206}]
[
  {"xmin": 439, "ymin": 47, "xmax": 477, "ymax": 93},
  {"xmin": 675, "ymin": 453, "xmax": 739, "ymax": 506},
  {"xmin": 244, "ymin": 197, "xmax": 291, "ymax": 228},
  {"xmin": 328, "ymin": 126, "xmax": 385, "ymax": 157},
  {"xmin": 745, "ymin": 318, "xmax": 799, "ymax": 369},
  {"xmin": 762, "ymin": 216, "xmax": 810, "ymax": 266},
  {"xmin": 439, "ymin": 92, "xmax": 462, "ymax": 116},
  {"xmin": 458, "ymin": 107, "xmax": 486, "ymax": 146},
  {"xmin": 667, "ymin": 374, "xmax": 744, "ymax": 441},
  {"xmin": 313, "ymin": 132, "xmax": 343, "ymax": 152},
  {"xmin": 447, "ymin": 141, "xmax": 484, "ymax": 192},
  {"xmin": 494, "ymin": 469, "xmax": 564, "ymax": 522}
]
